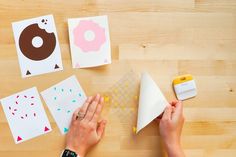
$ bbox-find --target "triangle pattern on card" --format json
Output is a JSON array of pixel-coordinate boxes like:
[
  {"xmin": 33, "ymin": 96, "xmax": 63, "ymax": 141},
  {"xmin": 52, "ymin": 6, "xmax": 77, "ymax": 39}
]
[
  {"xmin": 64, "ymin": 127, "xmax": 69, "ymax": 133},
  {"xmin": 54, "ymin": 64, "xmax": 60, "ymax": 69},
  {"xmin": 75, "ymin": 63, "xmax": 80, "ymax": 68},
  {"xmin": 26, "ymin": 70, "xmax": 31, "ymax": 75},
  {"xmin": 17, "ymin": 136, "xmax": 22, "ymax": 142},
  {"xmin": 44, "ymin": 126, "xmax": 49, "ymax": 132}
]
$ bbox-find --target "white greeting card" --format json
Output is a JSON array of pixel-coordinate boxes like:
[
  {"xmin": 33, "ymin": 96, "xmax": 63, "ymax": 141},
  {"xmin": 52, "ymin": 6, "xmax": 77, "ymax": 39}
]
[
  {"xmin": 68, "ymin": 15, "xmax": 111, "ymax": 68},
  {"xmin": 12, "ymin": 14, "xmax": 63, "ymax": 78},
  {"xmin": 0, "ymin": 87, "xmax": 51, "ymax": 144},
  {"xmin": 41, "ymin": 75, "xmax": 87, "ymax": 134}
]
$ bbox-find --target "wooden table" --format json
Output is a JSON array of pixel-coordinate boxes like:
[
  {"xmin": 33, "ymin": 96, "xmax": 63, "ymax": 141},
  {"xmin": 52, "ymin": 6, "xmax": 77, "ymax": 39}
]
[{"xmin": 0, "ymin": 0, "xmax": 236, "ymax": 157}]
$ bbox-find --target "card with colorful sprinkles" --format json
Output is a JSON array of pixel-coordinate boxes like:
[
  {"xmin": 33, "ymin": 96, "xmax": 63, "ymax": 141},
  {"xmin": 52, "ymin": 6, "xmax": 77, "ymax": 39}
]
[
  {"xmin": 0, "ymin": 87, "xmax": 51, "ymax": 144},
  {"xmin": 41, "ymin": 75, "xmax": 87, "ymax": 134}
]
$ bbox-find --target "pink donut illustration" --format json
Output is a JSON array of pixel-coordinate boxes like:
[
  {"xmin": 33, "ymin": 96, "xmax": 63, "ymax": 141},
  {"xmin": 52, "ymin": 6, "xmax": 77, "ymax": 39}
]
[{"xmin": 73, "ymin": 20, "xmax": 106, "ymax": 52}]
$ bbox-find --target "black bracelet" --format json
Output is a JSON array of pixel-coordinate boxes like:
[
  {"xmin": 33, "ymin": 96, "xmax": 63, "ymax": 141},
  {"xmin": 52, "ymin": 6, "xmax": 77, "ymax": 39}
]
[{"xmin": 62, "ymin": 149, "xmax": 77, "ymax": 157}]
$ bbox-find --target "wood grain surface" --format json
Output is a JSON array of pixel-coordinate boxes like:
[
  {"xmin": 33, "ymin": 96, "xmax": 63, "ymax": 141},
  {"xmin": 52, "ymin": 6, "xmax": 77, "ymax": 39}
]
[{"xmin": 0, "ymin": 0, "xmax": 236, "ymax": 157}]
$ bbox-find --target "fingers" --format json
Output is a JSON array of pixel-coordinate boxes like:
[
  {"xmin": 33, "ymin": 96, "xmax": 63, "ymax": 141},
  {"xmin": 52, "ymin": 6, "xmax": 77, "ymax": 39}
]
[
  {"xmin": 81, "ymin": 96, "xmax": 94, "ymax": 114},
  {"xmin": 156, "ymin": 112, "xmax": 164, "ymax": 119},
  {"xmin": 162, "ymin": 105, "xmax": 172, "ymax": 120},
  {"xmin": 170, "ymin": 100, "xmax": 178, "ymax": 107},
  {"xmin": 72, "ymin": 96, "xmax": 93, "ymax": 121},
  {"xmin": 155, "ymin": 118, "xmax": 161, "ymax": 123},
  {"xmin": 97, "ymin": 120, "xmax": 107, "ymax": 140},
  {"xmin": 72, "ymin": 107, "xmax": 81, "ymax": 121},
  {"xmin": 84, "ymin": 94, "xmax": 100, "ymax": 122},
  {"xmin": 90, "ymin": 97, "xmax": 104, "ymax": 123},
  {"xmin": 172, "ymin": 101, "xmax": 184, "ymax": 120}
]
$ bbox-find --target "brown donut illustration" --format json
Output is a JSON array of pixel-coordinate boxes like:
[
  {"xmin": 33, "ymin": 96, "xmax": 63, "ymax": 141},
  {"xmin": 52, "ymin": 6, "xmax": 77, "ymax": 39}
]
[{"xmin": 19, "ymin": 23, "xmax": 56, "ymax": 61}]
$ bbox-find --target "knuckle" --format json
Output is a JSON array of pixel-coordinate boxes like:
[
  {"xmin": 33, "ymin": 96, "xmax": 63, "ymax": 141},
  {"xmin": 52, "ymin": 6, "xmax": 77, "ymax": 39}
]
[
  {"xmin": 93, "ymin": 113, "xmax": 98, "ymax": 119},
  {"xmin": 72, "ymin": 120, "xmax": 77, "ymax": 126},
  {"xmin": 79, "ymin": 121, "xmax": 87, "ymax": 128},
  {"xmin": 166, "ymin": 119, "xmax": 171, "ymax": 124},
  {"xmin": 80, "ymin": 108, "xmax": 85, "ymax": 113},
  {"xmin": 88, "ymin": 123, "xmax": 96, "ymax": 131},
  {"xmin": 86, "ymin": 109, "xmax": 92, "ymax": 115},
  {"xmin": 162, "ymin": 117, "xmax": 169, "ymax": 123},
  {"xmin": 86, "ymin": 112, "xmax": 92, "ymax": 118},
  {"xmin": 162, "ymin": 118, "xmax": 171, "ymax": 125}
]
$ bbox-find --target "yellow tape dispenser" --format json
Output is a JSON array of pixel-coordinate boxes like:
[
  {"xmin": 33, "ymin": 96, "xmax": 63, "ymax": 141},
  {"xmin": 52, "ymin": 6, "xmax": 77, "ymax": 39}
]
[{"xmin": 173, "ymin": 74, "xmax": 197, "ymax": 100}]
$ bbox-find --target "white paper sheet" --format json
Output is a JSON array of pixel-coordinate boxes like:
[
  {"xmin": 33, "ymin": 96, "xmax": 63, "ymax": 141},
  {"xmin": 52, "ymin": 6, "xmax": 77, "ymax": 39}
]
[
  {"xmin": 41, "ymin": 75, "xmax": 87, "ymax": 134},
  {"xmin": 68, "ymin": 15, "xmax": 111, "ymax": 68},
  {"xmin": 137, "ymin": 73, "xmax": 168, "ymax": 133},
  {"xmin": 12, "ymin": 14, "xmax": 63, "ymax": 78},
  {"xmin": 0, "ymin": 87, "xmax": 51, "ymax": 144}
]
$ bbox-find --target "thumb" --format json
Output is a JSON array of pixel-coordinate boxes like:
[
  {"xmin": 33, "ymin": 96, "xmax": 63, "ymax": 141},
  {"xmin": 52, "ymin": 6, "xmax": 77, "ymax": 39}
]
[{"xmin": 97, "ymin": 120, "xmax": 107, "ymax": 140}]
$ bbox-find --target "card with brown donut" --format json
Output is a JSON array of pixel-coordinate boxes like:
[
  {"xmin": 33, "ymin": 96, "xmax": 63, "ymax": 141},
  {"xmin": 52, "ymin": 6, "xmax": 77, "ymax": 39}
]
[{"xmin": 12, "ymin": 14, "xmax": 63, "ymax": 78}]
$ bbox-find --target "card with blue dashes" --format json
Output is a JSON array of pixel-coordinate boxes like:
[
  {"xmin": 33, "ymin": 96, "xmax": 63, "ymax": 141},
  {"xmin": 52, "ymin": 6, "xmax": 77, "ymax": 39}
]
[{"xmin": 41, "ymin": 75, "xmax": 87, "ymax": 134}]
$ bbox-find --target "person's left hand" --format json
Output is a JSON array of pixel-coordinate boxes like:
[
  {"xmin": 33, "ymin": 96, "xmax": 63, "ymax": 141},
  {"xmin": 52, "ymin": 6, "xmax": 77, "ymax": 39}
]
[{"xmin": 65, "ymin": 94, "xmax": 107, "ymax": 157}]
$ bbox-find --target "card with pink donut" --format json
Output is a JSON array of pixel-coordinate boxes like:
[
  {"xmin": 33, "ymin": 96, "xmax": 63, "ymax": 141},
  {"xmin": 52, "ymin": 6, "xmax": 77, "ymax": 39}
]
[
  {"xmin": 0, "ymin": 87, "xmax": 51, "ymax": 144},
  {"xmin": 68, "ymin": 15, "xmax": 111, "ymax": 68},
  {"xmin": 12, "ymin": 14, "xmax": 63, "ymax": 78}
]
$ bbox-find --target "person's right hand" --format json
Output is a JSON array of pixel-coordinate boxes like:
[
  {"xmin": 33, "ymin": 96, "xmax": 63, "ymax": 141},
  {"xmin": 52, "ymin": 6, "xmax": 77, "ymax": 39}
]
[{"xmin": 159, "ymin": 100, "xmax": 185, "ymax": 157}]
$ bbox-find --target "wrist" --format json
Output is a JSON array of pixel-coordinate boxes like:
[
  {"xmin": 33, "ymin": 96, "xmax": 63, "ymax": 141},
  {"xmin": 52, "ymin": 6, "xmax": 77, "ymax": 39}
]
[
  {"xmin": 66, "ymin": 146, "xmax": 86, "ymax": 157},
  {"xmin": 61, "ymin": 149, "xmax": 78, "ymax": 157},
  {"xmin": 164, "ymin": 142, "xmax": 184, "ymax": 157}
]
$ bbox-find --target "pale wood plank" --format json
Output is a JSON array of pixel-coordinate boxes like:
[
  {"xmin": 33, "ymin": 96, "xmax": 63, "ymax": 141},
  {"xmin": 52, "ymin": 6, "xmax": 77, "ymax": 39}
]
[{"xmin": 119, "ymin": 43, "xmax": 236, "ymax": 60}]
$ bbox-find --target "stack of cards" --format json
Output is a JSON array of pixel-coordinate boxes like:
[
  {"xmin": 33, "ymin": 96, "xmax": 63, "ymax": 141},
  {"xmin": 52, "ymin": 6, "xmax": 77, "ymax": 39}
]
[
  {"xmin": 0, "ymin": 75, "xmax": 87, "ymax": 143},
  {"xmin": 1, "ymin": 14, "xmax": 111, "ymax": 144},
  {"xmin": 12, "ymin": 14, "xmax": 111, "ymax": 78}
]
